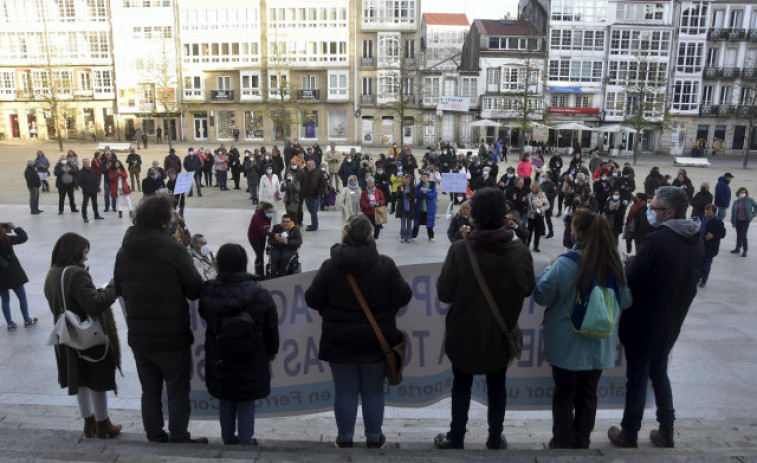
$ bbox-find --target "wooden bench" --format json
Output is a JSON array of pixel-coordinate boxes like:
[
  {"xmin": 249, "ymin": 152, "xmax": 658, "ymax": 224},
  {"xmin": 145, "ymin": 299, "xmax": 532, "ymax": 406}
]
[
  {"xmin": 674, "ymin": 157, "xmax": 711, "ymax": 167},
  {"xmin": 96, "ymin": 142, "xmax": 132, "ymax": 152}
]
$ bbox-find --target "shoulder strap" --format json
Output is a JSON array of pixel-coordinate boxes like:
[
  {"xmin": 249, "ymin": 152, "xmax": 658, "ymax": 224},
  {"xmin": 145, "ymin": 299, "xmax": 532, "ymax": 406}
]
[
  {"xmin": 464, "ymin": 241, "xmax": 511, "ymax": 335},
  {"xmin": 346, "ymin": 274, "xmax": 390, "ymax": 350},
  {"xmin": 59, "ymin": 266, "xmax": 70, "ymax": 315}
]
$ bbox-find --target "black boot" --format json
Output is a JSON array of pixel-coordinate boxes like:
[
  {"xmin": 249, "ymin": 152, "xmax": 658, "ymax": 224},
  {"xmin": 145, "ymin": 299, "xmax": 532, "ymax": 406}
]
[{"xmin": 649, "ymin": 428, "xmax": 674, "ymax": 448}]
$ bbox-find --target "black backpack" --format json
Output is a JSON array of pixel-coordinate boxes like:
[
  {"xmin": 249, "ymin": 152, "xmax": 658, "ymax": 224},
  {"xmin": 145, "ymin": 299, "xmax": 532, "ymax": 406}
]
[{"xmin": 216, "ymin": 310, "xmax": 261, "ymax": 363}]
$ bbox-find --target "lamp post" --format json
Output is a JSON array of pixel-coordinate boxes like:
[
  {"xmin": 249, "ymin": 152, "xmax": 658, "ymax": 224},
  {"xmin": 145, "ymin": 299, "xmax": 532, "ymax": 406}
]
[{"xmin": 744, "ymin": 86, "xmax": 756, "ymax": 169}]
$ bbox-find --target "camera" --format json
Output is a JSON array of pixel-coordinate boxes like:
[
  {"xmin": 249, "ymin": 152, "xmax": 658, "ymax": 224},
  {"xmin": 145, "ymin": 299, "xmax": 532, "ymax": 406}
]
[{"xmin": 0, "ymin": 223, "xmax": 11, "ymax": 233}]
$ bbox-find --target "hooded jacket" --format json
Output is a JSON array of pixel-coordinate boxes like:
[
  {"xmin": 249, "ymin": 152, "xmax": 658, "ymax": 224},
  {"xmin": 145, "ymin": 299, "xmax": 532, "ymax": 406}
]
[
  {"xmin": 438, "ymin": 228, "xmax": 535, "ymax": 374},
  {"xmin": 619, "ymin": 219, "xmax": 704, "ymax": 355},
  {"xmin": 199, "ymin": 273, "xmax": 279, "ymax": 401},
  {"xmin": 714, "ymin": 176, "xmax": 731, "ymax": 209},
  {"xmin": 306, "ymin": 241, "xmax": 412, "ymax": 364},
  {"xmin": 114, "ymin": 226, "xmax": 203, "ymax": 353}
]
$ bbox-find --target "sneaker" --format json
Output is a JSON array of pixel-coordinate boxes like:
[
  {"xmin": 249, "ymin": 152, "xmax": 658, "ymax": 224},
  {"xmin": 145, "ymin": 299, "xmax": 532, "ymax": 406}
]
[
  {"xmin": 433, "ymin": 433, "xmax": 463, "ymax": 450},
  {"xmin": 607, "ymin": 426, "xmax": 637, "ymax": 448},
  {"xmin": 533, "ymin": 248, "xmax": 541, "ymax": 252},
  {"xmin": 367, "ymin": 434, "xmax": 386, "ymax": 449},
  {"xmin": 335, "ymin": 436, "xmax": 353, "ymax": 448},
  {"xmin": 428, "ymin": 238, "xmax": 435, "ymax": 242},
  {"xmin": 24, "ymin": 318, "xmax": 38, "ymax": 328},
  {"xmin": 6, "ymin": 322, "xmax": 17, "ymax": 331},
  {"xmin": 649, "ymin": 428, "xmax": 674, "ymax": 448},
  {"xmin": 486, "ymin": 434, "xmax": 507, "ymax": 450},
  {"xmin": 83, "ymin": 218, "xmax": 90, "ymax": 223},
  {"xmin": 731, "ymin": 249, "xmax": 740, "ymax": 254}
]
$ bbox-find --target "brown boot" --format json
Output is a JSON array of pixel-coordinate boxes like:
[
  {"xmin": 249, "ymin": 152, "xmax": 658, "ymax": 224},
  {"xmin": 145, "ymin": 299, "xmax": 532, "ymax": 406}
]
[
  {"xmin": 83, "ymin": 415, "xmax": 97, "ymax": 438},
  {"xmin": 96, "ymin": 417, "xmax": 122, "ymax": 439}
]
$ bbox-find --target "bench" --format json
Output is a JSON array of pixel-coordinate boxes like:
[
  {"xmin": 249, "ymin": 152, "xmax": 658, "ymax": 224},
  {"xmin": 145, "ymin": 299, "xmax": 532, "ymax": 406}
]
[
  {"xmin": 674, "ymin": 157, "xmax": 711, "ymax": 167},
  {"xmin": 96, "ymin": 142, "xmax": 132, "ymax": 152}
]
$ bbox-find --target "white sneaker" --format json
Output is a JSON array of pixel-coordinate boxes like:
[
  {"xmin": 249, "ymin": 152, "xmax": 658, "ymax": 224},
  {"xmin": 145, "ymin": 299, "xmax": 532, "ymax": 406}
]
[{"xmin": 429, "ymin": 238, "xmax": 435, "ymax": 242}]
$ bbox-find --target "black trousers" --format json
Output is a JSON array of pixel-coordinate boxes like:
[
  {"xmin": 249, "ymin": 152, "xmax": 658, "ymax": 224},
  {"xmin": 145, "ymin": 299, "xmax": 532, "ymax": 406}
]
[
  {"xmin": 551, "ymin": 366, "xmax": 602, "ymax": 449},
  {"xmin": 735, "ymin": 220, "xmax": 750, "ymax": 251},
  {"xmin": 58, "ymin": 185, "xmax": 76, "ymax": 212},
  {"xmin": 81, "ymin": 192, "xmax": 99, "ymax": 219},
  {"xmin": 412, "ymin": 211, "xmax": 434, "ymax": 239},
  {"xmin": 528, "ymin": 215, "xmax": 545, "ymax": 249},
  {"xmin": 449, "ymin": 364, "xmax": 508, "ymax": 444}
]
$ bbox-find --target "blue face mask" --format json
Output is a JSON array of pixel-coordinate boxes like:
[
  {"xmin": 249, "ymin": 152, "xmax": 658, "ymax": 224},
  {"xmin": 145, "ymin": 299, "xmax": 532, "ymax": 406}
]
[
  {"xmin": 646, "ymin": 204, "xmax": 660, "ymax": 227},
  {"xmin": 348, "ymin": 183, "xmax": 358, "ymax": 189}
]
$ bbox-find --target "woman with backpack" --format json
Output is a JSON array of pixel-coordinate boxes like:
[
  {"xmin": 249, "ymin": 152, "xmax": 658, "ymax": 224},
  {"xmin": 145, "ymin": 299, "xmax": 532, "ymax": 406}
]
[
  {"xmin": 533, "ymin": 210, "xmax": 632, "ymax": 449},
  {"xmin": 199, "ymin": 244, "xmax": 279, "ymax": 447}
]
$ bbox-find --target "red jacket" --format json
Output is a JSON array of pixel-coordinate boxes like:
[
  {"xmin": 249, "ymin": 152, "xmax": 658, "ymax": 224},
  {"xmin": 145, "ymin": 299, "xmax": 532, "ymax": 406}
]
[
  {"xmin": 360, "ymin": 188, "xmax": 385, "ymax": 216},
  {"xmin": 108, "ymin": 168, "xmax": 131, "ymax": 197},
  {"xmin": 248, "ymin": 209, "xmax": 274, "ymax": 241}
]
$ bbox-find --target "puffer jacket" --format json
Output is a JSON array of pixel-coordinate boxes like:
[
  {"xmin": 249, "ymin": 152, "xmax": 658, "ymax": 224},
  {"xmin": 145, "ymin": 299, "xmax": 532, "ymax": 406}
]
[
  {"xmin": 114, "ymin": 226, "xmax": 203, "ymax": 353},
  {"xmin": 438, "ymin": 227, "xmax": 535, "ymax": 374},
  {"xmin": 305, "ymin": 241, "xmax": 412, "ymax": 364},
  {"xmin": 199, "ymin": 273, "xmax": 279, "ymax": 401}
]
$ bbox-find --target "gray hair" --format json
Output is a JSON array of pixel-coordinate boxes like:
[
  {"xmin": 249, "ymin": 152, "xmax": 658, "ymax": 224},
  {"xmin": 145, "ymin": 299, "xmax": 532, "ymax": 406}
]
[
  {"xmin": 366, "ymin": 176, "xmax": 375, "ymax": 183},
  {"xmin": 347, "ymin": 175, "xmax": 358, "ymax": 183},
  {"xmin": 190, "ymin": 234, "xmax": 205, "ymax": 246},
  {"xmin": 576, "ymin": 173, "xmax": 586, "ymax": 182},
  {"xmin": 654, "ymin": 186, "xmax": 689, "ymax": 219},
  {"xmin": 342, "ymin": 214, "xmax": 373, "ymax": 245}
]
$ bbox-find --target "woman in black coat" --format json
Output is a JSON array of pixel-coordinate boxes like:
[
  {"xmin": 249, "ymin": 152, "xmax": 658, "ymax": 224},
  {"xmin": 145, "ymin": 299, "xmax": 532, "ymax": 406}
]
[
  {"xmin": 305, "ymin": 215, "xmax": 412, "ymax": 448},
  {"xmin": 43, "ymin": 232, "xmax": 121, "ymax": 439},
  {"xmin": 1, "ymin": 224, "xmax": 37, "ymax": 330},
  {"xmin": 199, "ymin": 244, "xmax": 279, "ymax": 447}
]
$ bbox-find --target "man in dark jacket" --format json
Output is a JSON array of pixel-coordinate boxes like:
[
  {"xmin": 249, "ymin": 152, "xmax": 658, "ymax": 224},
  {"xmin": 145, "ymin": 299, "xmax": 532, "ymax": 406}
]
[
  {"xmin": 227, "ymin": 144, "xmax": 242, "ymax": 190},
  {"xmin": 643, "ymin": 167, "xmax": 664, "ymax": 197},
  {"xmin": 698, "ymin": 204, "xmax": 726, "ymax": 287},
  {"xmin": 435, "ymin": 188, "xmax": 535, "ymax": 450},
  {"xmin": 113, "ymin": 195, "xmax": 205, "ymax": 444},
  {"xmin": 100, "ymin": 149, "xmax": 118, "ymax": 212},
  {"xmin": 338, "ymin": 155, "xmax": 359, "ymax": 187},
  {"xmin": 714, "ymin": 173, "xmax": 733, "ymax": 220},
  {"xmin": 24, "ymin": 160, "xmax": 42, "ymax": 214},
  {"xmin": 540, "ymin": 172, "xmax": 557, "ymax": 238},
  {"xmin": 141, "ymin": 168, "xmax": 166, "ymax": 196},
  {"xmin": 164, "ymin": 148, "xmax": 182, "ymax": 174},
  {"xmin": 54, "ymin": 156, "xmax": 79, "ymax": 214},
  {"xmin": 183, "ymin": 148, "xmax": 202, "ymax": 197},
  {"xmin": 267, "ymin": 214, "xmax": 302, "ymax": 278},
  {"xmin": 301, "ymin": 160, "xmax": 326, "ymax": 231},
  {"xmin": 549, "ymin": 152, "xmax": 563, "ymax": 181},
  {"xmin": 78, "ymin": 158, "xmax": 103, "ymax": 222},
  {"xmin": 608, "ymin": 186, "xmax": 704, "ymax": 449},
  {"xmin": 690, "ymin": 182, "xmax": 713, "ymax": 218}
]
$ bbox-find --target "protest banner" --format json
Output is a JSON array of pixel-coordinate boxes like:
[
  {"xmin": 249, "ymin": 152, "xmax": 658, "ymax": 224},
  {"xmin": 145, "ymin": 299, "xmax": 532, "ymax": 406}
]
[
  {"xmin": 172, "ymin": 172, "xmax": 195, "ymax": 195},
  {"xmin": 185, "ymin": 263, "xmax": 631, "ymax": 418},
  {"xmin": 441, "ymin": 173, "xmax": 468, "ymax": 194}
]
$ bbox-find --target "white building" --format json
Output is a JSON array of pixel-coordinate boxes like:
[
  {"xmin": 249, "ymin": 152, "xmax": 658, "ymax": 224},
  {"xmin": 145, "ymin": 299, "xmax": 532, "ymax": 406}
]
[
  {"xmin": 0, "ymin": 0, "xmax": 115, "ymax": 141},
  {"xmin": 112, "ymin": 0, "xmax": 179, "ymax": 143}
]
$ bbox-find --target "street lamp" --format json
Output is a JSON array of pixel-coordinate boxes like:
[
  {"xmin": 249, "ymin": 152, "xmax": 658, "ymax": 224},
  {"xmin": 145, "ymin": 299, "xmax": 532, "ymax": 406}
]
[{"xmin": 743, "ymin": 86, "xmax": 756, "ymax": 169}]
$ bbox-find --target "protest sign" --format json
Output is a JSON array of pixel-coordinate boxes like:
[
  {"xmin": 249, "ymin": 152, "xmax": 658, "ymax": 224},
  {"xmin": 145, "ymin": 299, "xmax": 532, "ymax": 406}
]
[
  {"xmin": 172, "ymin": 172, "xmax": 194, "ymax": 195},
  {"xmin": 441, "ymin": 173, "xmax": 468, "ymax": 194}
]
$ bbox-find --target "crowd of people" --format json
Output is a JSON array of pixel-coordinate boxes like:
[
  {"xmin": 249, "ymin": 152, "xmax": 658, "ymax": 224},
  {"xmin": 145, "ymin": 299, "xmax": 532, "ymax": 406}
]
[{"xmin": 4, "ymin": 139, "xmax": 757, "ymax": 451}]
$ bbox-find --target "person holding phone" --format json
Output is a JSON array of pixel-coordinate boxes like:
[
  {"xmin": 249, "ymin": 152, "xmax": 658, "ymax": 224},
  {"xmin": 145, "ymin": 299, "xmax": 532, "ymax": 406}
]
[{"xmin": 1, "ymin": 223, "xmax": 37, "ymax": 331}]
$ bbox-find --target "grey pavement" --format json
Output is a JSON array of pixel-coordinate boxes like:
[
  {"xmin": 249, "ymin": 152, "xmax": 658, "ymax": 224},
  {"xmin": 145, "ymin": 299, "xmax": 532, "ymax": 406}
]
[{"xmin": 1, "ymin": 141, "xmax": 757, "ymax": 461}]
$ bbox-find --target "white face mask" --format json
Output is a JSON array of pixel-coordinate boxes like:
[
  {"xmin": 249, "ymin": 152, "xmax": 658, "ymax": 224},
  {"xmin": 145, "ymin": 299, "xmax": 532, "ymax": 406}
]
[
  {"xmin": 739, "ymin": 193, "xmax": 747, "ymax": 199},
  {"xmin": 200, "ymin": 245, "xmax": 211, "ymax": 257},
  {"xmin": 612, "ymin": 195, "xmax": 620, "ymax": 201}
]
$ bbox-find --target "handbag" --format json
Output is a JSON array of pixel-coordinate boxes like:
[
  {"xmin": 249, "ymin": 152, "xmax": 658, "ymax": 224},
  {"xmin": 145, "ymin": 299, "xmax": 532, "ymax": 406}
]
[
  {"xmin": 47, "ymin": 267, "xmax": 109, "ymax": 362},
  {"xmin": 374, "ymin": 205, "xmax": 388, "ymax": 225},
  {"xmin": 346, "ymin": 274, "xmax": 405, "ymax": 385},
  {"xmin": 465, "ymin": 242, "xmax": 523, "ymax": 360}
]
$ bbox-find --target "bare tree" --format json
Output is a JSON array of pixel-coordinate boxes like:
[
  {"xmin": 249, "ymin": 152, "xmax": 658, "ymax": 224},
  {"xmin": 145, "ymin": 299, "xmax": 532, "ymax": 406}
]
[
  {"xmin": 740, "ymin": 86, "xmax": 757, "ymax": 168},
  {"xmin": 497, "ymin": 53, "xmax": 549, "ymax": 151},
  {"xmin": 148, "ymin": 39, "xmax": 182, "ymax": 150}
]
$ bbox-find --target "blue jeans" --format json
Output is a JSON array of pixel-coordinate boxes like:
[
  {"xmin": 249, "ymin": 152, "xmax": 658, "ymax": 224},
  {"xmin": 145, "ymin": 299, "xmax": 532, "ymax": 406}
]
[
  {"xmin": 217, "ymin": 170, "xmax": 228, "ymax": 189},
  {"xmin": 219, "ymin": 399, "xmax": 256, "ymax": 445},
  {"xmin": 329, "ymin": 362, "xmax": 385, "ymax": 440},
  {"xmin": 449, "ymin": 364, "xmax": 508, "ymax": 444},
  {"xmin": 103, "ymin": 182, "xmax": 116, "ymax": 210},
  {"xmin": 305, "ymin": 197, "xmax": 320, "ymax": 229},
  {"xmin": 400, "ymin": 213, "xmax": 413, "ymax": 240},
  {"xmin": 1, "ymin": 285, "xmax": 31, "ymax": 325},
  {"xmin": 716, "ymin": 206, "xmax": 727, "ymax": 221},
  {"xmin": 699, "ymin": 256, "xmax": 713, "ymax": 283},
  {"xmin": 191, "ymin": 172, "xmax": 202, "ymax": 196},
  {"xmin": 620, "ymin": 346, "xmax": 675, "ymax": 437}
]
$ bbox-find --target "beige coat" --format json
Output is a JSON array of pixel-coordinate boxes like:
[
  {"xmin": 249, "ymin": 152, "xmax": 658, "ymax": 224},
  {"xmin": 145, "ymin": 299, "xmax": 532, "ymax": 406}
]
[{"xmin": 337, "ymin": 186, "xmax": 362, "ymax": 224}]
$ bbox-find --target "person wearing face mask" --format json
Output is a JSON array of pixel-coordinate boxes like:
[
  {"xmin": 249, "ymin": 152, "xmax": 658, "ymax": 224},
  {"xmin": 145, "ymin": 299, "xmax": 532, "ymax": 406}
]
[
  {"xmin": 730, "ymin": 187, "xmax": 757, "ymax": 257},
  {"xmin": 689, "ymin": 182, "xmax": 713, "ymax": 218},
  {"xmin": 183, "ymin": 148, "xmax": 202, "ymax": 198},
  {"xmin": 325, "ymin": 142, "xmax": 342, "ymax": 192},
  {"xmin": 338, "ymin": 154, "xmax": 359, "ymax": 188},
  {"xmin": 360, "ymin": 176, "xmax": 386, "ymax": 239},
  {"xmin": 337, "ymin": 175, "xmax": 362, "ymax": 224},
  {"xmin": 540, "ymin": 173, "xmax": 557, "ymax": 238},
  {"xmin": 54, "ymin": 156, "xmax": 80, "ymax": 215},
  {"xmin": 447, "ymin": 201, "xmax": 472, "ymax": 243},
  {"xmin": 593, "ymin": 173, "xmax": 612, "ymax": 213},
  {"xmin": 697, "ymin": 204, "xmax": 726, "ymax": 288},
  {"xmin": 244, "ymin": 150, "xmax": 261, "ymax": 204},
  {"xmin": 258, "ymin": 165, "xmax": 281, "ymax": 223},
  {"xmin": 604, "ymin": 190, "xmax": 625, "ymax": 244},
  {"xmin": 141, "ymin": 168, "xmax": 166, "ymax": 196},
  {"xmin": 247, "ymin": 203, "xmax": 276, "ymax": 277},
  {"xmin": 268, "ymin": 215, "xmax": 302, "ymax": 278},
  {"xmin": 473, "ymin": 167, "xmax": 496, "ymax": 191},
  {"xmin": 189, "ymin": 234, "xmax": 217, "ymax": 282},
  {"xmin": 526, "ymin": 183, "xmax": 550, "ymax": 252},
  {"xmin": 671, "ymin": 169, "xmax": 694, "ymax": 200},
  {"xmin": 607, "ymin": 186, "xmax": 703, "ymax": 449}
]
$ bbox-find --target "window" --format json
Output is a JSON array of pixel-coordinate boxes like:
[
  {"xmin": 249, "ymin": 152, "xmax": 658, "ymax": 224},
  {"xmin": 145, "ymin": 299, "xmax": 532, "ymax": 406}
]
[
  {"xmin": 217, "ymin": 111, "xmax": 235, "ymax": 139},
  {"xmin": 302, "ymin": 75, "xmax": 317, "ymax": 90},
  {"xmin": 501, "ymin": 67, "xmax": 524, "ymax": 91},
  {"xmin": 378, "ymin": 33, "xmax": 400, "ymax": 65},
  {"xmin": 328, "ymin": 71, "xmax": 348, "ymax": 99},
  {"xmin": 328, "ymin": 110, "xmax": 347, "ymax": 139},
  {"xmin": 79, "ymin": 72, "xmax": 91, "ymax": 91},
  {"xmin": 94, "ymin": 71, "xmax": 113, "ymax": 93},
  {"xmin": 183, "ymin": 75, "xmax": 202, "ymax": 98},
  {"xmin": 616, "ymin": 2, "xmax": 664, "ymax": 21},
  {"xmin": 362, "ymin": 77, "xmax": 373, "ymax": 95},
  {"xmin": 609, "ymin": 30, "xmax": 670, "ymax": 56},
  {"xmin": 482, "ymin": 97, "xmax": 503, "ymax": 111},
  {"xmin": 405, "ymin": 39, "xmax": 415, "ymax": 59},
  {"xmin": 548, "ymin": 59, "xmax": 603, "ymax": 82},
  {"xmin": 362, "ymin": 39, "xmax": 373, "ymax": 58},
  {"xmin": 676, "ymin": 42, "xmax": 704, "ymax": 73},
  {"xmin": 608, "ymin": 61, "xmax": 667, "ymax": 85},
  {"xmin": 733, "ymin": 126, "xmax": 746, "ymax": 150},
  {"xmin": 680, "ymin": 2, "xmax": 708, "ymax": 35},
  {"xmin": 729, "ymin": 10, "xmax": 743, "ymax": 29},
  {"xmin": 216, "ymin": 76, "xmax": 231, "ymax": 91},
  {"xmin": 0, "ymin": 71, "xmax": 15, "ymax": 95},
  {"xmin": 403, "ymin": 77, "xmax": 414, "ymax": 97},
  {"xmin": 240, "ymin": 72, "xmax": 260, "ymax": 98},
  {"xmin": 719, "ymin": 85, "xmax": 732, "ymax": 105},
  {"xmin": 300, "ymin": 110, "xmax": 318, "ymax": 139},
  {"xmin": 605, "ymin": 91, "xmax": 626, "ymax": 118},
  {"xmin": 460, "ymin": 77, "xmax": 477, "ymax": 98},
  {"xmin": 87, "ymin": 0, "xmax": 107, "ymax": 20},
  {"xmin": 487, "ymin": 68, "xmax": 500, "ymax": 87},
  {"xmin": 362, "ymin": 0, "xmax": 416, "ymax": 25},
  {"xmin": 702, "ymin": 85, "xmax": 713, "ymax": 105},
  {"xmin": 58, "ymin": 0, "xmax": 75, "ymax": 21},
  {"xmin": 123, "ymin": 0, "xmax": 170, "ymax": 6},
  {"xmin": 53, "ymin": 71, "xmax": 73, "ymax": 94},
  {"xmin": 87, "ymin": 31, "xmax": 110, "ymax": 59},
  {"xmin": 550, "ymin": 29, "xmax": 604, "ymax": 51},
  {"xmin": 244, "ymin": 111, "xmax": 264, "ymax": 139},
  {"xmin": 31, "ymin": 70, "xmax": 50, "ymax": 95},
  {"xmin": 269, "ymin": 72, "xmax": 289, "ymax": 97},
  {"xmin": 575, "ymin": 96, "xmax": 591, "ymax": 108},
  {"xmin": 550, "ymin": 0, "xmax": 607, "ymax": 22},
  {"xmin": 140, "ymin": 84, "xmax": 155, "ymax": 108},
  {"xmin": 377, "ymin": 71, "xmax": 398, "ymax": 98},
  {"xmin": 182, "ymin": 41, "xmax": 259, "ymax": 65},
  {"xmin": 672, "ymin": 80, "xmax": 700, "ymax": 111},
  {"xmin": 551, "ymin": 95, "xmax": 567, "ymax": 107},
  {"xmin": 424, "ymin": 76, "xmax": 440, "ymax": 99}
]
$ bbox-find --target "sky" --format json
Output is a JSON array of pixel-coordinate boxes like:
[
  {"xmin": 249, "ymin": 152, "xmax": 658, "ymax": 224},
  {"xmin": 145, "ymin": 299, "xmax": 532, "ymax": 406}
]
[{"xmin": 421, "ymin": 0, "xmax": 521, "ymax": 21}]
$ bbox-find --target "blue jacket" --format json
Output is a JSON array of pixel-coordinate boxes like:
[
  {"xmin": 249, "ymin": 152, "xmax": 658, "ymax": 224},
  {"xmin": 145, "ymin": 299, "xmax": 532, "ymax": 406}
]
[
  {"xmin": 414, "ymin": 181, "xmax": 437, "ymax": 228},
  {"xmin": 714, "ymin": 176, "xmax": 731, "ymax": 208},
  {"xmin": 534, "ymin": 249, "xmax": 632, "ymax": 371},
  {"xmin": 731, "ymin": 196, "xmax": 757, "ymax": 224}
]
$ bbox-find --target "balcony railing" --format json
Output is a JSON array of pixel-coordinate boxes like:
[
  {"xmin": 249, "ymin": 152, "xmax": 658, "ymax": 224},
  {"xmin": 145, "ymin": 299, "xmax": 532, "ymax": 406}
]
[
  {"xmin": 743, "ymin": 67, "xmax": 757, "ymax": 80},
  {"xmin": 708, "ymin": 28, "xmax": 746, "ymax": 40},
  {"xmin": 700, "ymin": 104, "xmax": 737, "ymax": 116},
  {"xmin": 361, "ymin": 57, "xmax": 375, "ymax": 67},
  {"xmin": 210, "ymin": 89, "xmax": 234, "ymax": 100},
  {"xmin": 139, "ymin": 102, "xmax": 156, "ymax": 112},
  {"xmin": 361, "ymin": 94, "xmax": 374, "ymax": 105},
  {"xmin": 240, "ymin": 89, "xmax": 261, "ymax": 98},
  {"xmin": 749, "ymin": 30, "xmax": 757, "ymax": 42},
  {"xmin": 297, "ymin": 89, "xmax": 320, "ymax": 100},
  {"xmin": 736, "ymin": 105, "xmax": 757, "ymax": 117},
  {"xmin": 703, "ymin": 67, "xmax": 741, "ymax": 79}
]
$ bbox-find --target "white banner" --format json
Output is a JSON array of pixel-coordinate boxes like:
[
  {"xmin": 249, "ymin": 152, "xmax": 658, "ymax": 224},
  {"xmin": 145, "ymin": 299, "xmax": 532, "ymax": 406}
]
[
  {"xmin": 441, "ymin": 173, "xmax": 468, "ymax": 193},
  {"xmin": 437, "ymin": 96, "xmax": 470, "ymax": 113},
  {"xmin": 185, "ymin": 263, "xmax": 631, "ymax": 417},
  {"xmin": 172, "ymin": 172, "xmax": 195, "ymax": 195}
]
